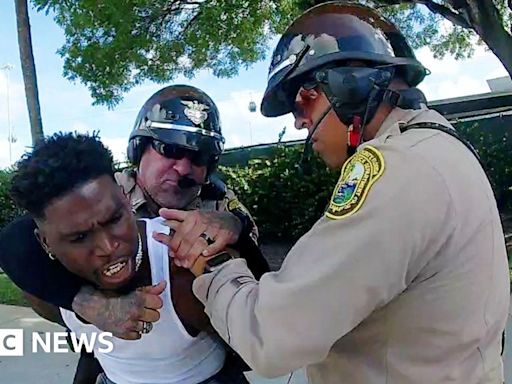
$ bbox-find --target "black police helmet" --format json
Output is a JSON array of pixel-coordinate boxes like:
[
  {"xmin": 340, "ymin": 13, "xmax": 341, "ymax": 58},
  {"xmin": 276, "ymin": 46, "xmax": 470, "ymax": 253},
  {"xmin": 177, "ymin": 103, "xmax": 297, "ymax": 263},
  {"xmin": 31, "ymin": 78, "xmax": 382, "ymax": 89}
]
[
  {"xmin": 127, "ymin": 85, "xmax": 225, "ymax": 167},
  {"xmin": 261, "ymin": 2, "xmax": 427, "ymax": 117}
]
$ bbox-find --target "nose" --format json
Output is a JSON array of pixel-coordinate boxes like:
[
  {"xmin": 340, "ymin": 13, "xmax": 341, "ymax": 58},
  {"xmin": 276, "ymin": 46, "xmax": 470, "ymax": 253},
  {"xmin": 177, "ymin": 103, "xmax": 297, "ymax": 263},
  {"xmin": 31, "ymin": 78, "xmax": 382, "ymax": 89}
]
[
  {"xmin": 293, "ymin": 91, "xmax": 312, "ymax": 131},
  {"xmin": 172, "ymin": 156, "xmax": 193, "ymax": 176},
  {"xmin": 294, "ymin": 115, "xmax": 310, "ymax": 131},
  {"xmin": 95, "ymin": 231, "xmax": 119, "ymax": 257}
]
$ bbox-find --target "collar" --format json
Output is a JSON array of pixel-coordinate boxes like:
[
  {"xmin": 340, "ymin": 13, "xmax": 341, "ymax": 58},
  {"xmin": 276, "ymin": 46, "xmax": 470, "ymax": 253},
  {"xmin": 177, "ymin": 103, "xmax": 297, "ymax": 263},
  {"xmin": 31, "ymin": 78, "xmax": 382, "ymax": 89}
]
[{"xmin": 374, "ymin": 105, "xmax": 428, "ymax": 139}]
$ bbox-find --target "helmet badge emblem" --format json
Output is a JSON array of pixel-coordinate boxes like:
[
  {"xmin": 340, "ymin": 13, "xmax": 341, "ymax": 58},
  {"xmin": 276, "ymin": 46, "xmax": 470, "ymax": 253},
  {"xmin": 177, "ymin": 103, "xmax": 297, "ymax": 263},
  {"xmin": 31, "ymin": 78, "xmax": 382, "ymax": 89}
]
[{"xmin": 181, "ymin": 100, "xmax": 209, "ymax": 125}]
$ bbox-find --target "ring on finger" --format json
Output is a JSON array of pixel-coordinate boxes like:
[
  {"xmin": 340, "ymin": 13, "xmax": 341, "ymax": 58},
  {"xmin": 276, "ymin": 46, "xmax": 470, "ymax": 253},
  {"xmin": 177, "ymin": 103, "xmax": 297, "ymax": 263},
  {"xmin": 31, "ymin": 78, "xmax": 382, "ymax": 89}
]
[
  {"xmin": 199, "ymin": 232, "xmax": 214, "ymax": 245},
  {"xmin": 141, "ymin": 321, "xmax": 153, "ymax": 334}
]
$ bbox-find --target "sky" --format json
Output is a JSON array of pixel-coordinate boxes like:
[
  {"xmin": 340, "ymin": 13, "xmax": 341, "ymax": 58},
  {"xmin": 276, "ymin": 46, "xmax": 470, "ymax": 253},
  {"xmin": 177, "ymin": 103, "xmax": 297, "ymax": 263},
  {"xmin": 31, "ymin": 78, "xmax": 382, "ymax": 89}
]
[{"xmin": 0, "ymin": 2, "xmax": 509, "ymax": 169}]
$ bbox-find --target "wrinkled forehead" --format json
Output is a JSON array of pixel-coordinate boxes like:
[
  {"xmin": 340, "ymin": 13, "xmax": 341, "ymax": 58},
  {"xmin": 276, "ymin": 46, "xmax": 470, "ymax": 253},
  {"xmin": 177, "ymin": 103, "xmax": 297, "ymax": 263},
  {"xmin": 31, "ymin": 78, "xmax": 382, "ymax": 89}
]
[{"xmin": 40, "ymin": 177, "xmax": 122, "ymax": 233}]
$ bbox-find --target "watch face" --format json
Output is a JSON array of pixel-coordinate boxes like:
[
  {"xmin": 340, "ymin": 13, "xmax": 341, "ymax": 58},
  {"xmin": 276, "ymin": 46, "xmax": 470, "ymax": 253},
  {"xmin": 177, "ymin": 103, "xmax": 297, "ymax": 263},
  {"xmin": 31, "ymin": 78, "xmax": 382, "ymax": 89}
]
[{"xmin": 206, "ymin": 252, "xmax": 233, "ymax": 269}]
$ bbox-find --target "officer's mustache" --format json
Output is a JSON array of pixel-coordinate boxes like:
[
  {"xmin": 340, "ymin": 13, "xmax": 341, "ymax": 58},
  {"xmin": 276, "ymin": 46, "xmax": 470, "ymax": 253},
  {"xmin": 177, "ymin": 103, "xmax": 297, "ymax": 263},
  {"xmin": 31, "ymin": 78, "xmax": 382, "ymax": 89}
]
[{"xmin": 177, "ymin": 176, "xmax": 203, "ymax": 189}]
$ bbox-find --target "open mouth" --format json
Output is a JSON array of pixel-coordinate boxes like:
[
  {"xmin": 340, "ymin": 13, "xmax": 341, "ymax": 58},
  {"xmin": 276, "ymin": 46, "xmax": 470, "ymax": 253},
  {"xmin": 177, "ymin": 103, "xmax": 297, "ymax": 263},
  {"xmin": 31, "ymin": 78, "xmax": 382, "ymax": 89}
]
[
  {"xmin": 100, "ymin": 257, "xmax": 135, "ymax": 285},
  {"xmin": 103, "ymin": 260, "xmax": 128, "ymax": 277}
]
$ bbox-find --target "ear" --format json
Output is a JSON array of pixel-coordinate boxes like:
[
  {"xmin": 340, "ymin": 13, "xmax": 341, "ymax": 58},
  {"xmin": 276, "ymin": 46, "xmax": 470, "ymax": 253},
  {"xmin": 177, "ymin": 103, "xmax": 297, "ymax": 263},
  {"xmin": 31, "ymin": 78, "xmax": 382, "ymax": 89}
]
[{"xmin": 34, "ymin": 227, "xmax": 50, "ymax": 254}]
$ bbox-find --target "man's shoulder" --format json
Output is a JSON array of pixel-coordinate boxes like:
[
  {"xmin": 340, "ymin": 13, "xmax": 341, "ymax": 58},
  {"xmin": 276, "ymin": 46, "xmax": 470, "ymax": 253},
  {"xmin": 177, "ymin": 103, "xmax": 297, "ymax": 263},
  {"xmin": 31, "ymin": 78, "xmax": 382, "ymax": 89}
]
[
  {"xmin": 114, "ymin": 168, "xmax": 137, "ymax": 192},
  {"xmin": 224, "ymin": 188, "xmax": 237, "ymax": 201},
  {"xmin": 363, "ymin": 108, "xmax": 488, "ymax": 206},
  {"xmin": 115, "ymin": 169, "xmax": 148, "ymax": 212},
  {"xmin": 372, "ymin": 107, "xmax": 468, "ymax": 160}
]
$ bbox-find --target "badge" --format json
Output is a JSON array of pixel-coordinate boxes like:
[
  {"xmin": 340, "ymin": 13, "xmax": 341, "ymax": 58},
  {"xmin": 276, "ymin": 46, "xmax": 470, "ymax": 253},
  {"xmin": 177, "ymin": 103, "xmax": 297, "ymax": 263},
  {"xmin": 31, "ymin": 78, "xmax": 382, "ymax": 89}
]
[
  {"xmin": 326, "ymin": 146, "xmax": 385, "ymax": 220},
  {"xmin": 227, "ymin": 198, "xmax": 251, "ymax": 218},
  {"xmin": 181, "ymin": 100, "xmax": 209, "ymax": 125}
]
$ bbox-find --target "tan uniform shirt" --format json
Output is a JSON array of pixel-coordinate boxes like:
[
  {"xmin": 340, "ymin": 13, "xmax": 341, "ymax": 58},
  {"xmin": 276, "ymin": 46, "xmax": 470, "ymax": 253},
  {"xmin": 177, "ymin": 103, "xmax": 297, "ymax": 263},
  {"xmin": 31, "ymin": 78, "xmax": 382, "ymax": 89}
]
[{"xmin": 193, "ymin": 106, "xmax": 510, "ymax": 383}]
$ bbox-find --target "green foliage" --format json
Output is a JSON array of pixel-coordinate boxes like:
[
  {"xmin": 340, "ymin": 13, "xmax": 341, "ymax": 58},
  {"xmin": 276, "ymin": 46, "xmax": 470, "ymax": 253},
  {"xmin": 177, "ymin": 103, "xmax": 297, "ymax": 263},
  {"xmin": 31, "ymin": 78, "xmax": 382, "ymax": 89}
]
[
  {"xmin": 456, "ymin": 119, "xmax": 512, "ymax": 210},
  {"xmin": 0, "ymin": 169, "xmax": 24, "ymax": 230},
  {"xmin": 219, "ymin": 144, "xmax": 338, "ymax": 241},
  {"xmin": 0, "ymin": 275, "xmax": 29, "ymax": 307},
  {"xmin": 33, "ymin": 0, "xmax": 512, "ymax": 106},
  {"xmin": 378, "ymin": 2, "xmax": 481, "ymax": 60},
  {"xmin": 34, "ymin": 0, "xmax": 290, "ymax": 107}
]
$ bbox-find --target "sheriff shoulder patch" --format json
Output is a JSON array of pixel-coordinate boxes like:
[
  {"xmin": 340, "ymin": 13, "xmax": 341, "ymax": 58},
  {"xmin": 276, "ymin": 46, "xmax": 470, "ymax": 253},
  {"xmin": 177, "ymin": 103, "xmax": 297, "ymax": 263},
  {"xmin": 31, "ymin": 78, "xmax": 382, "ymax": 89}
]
[
  {"xmin": 326, "ymin": 145, "xmax": 385, "ymax": 220},
  {"xmin": 227, "ymin": 198, "xmax": 243, "ymax": 212}
]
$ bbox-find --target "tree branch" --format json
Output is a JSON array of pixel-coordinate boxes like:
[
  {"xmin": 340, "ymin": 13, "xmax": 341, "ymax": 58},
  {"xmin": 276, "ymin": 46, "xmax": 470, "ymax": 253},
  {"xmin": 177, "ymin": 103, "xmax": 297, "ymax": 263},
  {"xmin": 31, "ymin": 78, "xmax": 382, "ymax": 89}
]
[
  {"xmin": 465, "ymin": 0, "xmax": 512, "ymax": 74},
  {"xmin": 181, "ymin": 8, "xmax": 203, "ymax": 35},
  {"xmin": 417, "ymin": 0, "xmax": 472, "ymax": 28},
  {"xmin": 374, "ymin": 0, "xmax": 472, "ymax": 28}
]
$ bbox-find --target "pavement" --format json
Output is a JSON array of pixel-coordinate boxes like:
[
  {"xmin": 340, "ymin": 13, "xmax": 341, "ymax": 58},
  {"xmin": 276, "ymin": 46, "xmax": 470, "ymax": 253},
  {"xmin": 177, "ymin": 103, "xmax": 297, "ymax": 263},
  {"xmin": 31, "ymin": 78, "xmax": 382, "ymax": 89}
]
[{"xmin": 0, "ymin": 302, "xmax": 510, "ymax": 384}]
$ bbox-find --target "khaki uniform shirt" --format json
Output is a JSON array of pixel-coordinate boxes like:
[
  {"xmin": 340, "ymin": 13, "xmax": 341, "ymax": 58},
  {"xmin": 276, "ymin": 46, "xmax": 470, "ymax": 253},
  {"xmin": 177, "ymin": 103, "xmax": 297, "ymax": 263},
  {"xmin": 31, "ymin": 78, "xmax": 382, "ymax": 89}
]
[{"xmin": 193, "ymin": 106, "xmax": 510, "ymax": 383}]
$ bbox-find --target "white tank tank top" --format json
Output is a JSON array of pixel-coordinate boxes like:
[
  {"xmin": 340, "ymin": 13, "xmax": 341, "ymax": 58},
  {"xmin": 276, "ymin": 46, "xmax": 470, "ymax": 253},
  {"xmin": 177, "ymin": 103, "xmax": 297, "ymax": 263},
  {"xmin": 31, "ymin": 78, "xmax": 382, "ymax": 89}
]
[{"xmin": 61, "ymin": 217, "xmax": 226, "ymax": 384}]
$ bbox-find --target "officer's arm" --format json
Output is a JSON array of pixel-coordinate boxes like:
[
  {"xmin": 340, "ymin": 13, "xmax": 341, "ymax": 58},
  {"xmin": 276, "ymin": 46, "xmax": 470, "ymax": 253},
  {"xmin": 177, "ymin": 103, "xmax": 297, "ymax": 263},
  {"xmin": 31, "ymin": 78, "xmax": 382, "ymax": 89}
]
[
  {"xmin": 230, "ymin": 231, "xmax": 270, "ymax": 279},
  {"xmin": 0, "ymin": 214, "xmax": 85, "ymax": 310},
  {"xmin": 192, "ymin": 147, "xmax": 453, "ymax": 377}
]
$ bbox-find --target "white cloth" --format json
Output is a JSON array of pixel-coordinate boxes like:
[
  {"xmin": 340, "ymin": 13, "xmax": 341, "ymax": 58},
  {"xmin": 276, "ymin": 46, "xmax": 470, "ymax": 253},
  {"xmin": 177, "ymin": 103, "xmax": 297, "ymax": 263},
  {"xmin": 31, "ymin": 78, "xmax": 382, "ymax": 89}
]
[{"xmin": 61, "ymin": 217, "xmax": 225, "ymax": 384}]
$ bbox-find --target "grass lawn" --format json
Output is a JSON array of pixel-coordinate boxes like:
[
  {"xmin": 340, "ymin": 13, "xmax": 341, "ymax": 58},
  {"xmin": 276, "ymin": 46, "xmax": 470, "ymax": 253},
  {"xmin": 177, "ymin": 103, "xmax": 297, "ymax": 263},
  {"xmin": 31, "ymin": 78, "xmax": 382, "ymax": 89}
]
[{"xmin": 0, "ymin": 274, "xmax": 29, "ymax": 306}]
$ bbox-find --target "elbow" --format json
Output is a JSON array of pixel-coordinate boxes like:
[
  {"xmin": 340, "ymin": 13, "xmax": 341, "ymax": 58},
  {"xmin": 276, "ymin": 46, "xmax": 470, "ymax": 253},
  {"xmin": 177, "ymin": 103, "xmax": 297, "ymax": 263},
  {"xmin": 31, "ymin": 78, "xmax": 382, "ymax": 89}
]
[
  {"xmin": 241, "ymin": 340, "xmax": 302, "ymax": 378},
  {"xmin": 248, "ymin": 353, "xmax": 297, "ymax": 378}
]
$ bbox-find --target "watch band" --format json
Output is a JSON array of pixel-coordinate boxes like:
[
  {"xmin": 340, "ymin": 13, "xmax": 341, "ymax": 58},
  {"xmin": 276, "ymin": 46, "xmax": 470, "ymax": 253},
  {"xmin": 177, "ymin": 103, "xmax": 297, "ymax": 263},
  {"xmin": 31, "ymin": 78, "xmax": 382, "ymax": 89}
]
[{"xmin": 190, "ymin": 251, "xmax": 234, "ymax": 276}]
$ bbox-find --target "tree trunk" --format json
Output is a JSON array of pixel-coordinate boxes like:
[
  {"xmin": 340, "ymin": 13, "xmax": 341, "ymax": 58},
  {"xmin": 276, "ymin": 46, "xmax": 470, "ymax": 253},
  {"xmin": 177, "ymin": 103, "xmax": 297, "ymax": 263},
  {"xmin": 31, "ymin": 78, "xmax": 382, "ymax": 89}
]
[
  {"xmin": 466, "ymin": 0, "xmax": 512, "ymax": 79},
  {"xmin": 14, "ymin": 0, "xmax": 44, "ymax": 146}
]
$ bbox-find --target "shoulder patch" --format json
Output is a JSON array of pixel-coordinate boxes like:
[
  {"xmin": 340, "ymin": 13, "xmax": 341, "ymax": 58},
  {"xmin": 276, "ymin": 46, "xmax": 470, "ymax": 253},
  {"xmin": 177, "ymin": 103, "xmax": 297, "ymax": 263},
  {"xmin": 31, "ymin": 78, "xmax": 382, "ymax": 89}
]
[
  {"xmin": 227, "ymin": 198, "xmax": 242, "ymax": 212},
  {"xmin": 227, "ymin": 197, "xmax": 252, "ymax": 220},
  {"xmin": 326, "ymin": 146, "xmax": 385, "ymax": 220}
]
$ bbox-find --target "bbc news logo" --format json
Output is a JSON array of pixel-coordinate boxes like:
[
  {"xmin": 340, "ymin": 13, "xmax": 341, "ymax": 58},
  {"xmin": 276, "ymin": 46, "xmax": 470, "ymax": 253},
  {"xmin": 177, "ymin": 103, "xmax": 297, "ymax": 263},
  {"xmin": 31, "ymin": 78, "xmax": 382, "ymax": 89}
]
[{"xmin": 0, "ymin": 329, "xmax": 113, "ymax": 356}]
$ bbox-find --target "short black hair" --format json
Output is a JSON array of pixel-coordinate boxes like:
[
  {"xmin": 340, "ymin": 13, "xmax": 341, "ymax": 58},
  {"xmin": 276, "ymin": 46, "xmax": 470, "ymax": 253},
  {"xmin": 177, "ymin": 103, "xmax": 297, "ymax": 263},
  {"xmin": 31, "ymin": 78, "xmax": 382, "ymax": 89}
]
[{"xmin": 10, "ymin": 132, "xmax": 115, "ymax": 218}]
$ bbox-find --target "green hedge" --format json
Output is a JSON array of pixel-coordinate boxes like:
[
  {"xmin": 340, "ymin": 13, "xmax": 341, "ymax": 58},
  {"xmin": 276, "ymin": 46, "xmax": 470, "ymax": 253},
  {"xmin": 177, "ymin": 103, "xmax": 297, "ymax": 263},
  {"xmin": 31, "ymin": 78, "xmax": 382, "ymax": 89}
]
[
  {"xmin": 0, "ymin": 169, "xmax": 24, "ymax": 230},
  {"xmin": 456, "ymin": 118, "xmax": 512, "ymax": 211},
  {"xmin": 219, "ymin": 145, "xmax": 338, "ymax": 241}
]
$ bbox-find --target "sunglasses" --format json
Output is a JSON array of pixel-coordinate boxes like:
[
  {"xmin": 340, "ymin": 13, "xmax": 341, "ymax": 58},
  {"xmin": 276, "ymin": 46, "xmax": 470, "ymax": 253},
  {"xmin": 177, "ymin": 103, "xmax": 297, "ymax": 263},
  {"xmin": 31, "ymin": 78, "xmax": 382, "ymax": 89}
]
[
  {"xmin": 151, "ymin": 140, "xmax": 211, "ymax": 167},
  {"xmin": 291, "ymin": 80, "xmax": 319, "ymax": 118}
]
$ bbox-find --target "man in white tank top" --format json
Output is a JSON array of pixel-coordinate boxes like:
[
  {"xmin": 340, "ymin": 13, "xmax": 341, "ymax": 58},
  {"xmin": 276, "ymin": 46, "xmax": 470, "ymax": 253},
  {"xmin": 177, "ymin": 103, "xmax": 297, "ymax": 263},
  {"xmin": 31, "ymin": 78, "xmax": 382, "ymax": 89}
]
[{"xmin": 9, "ymin": 132, "xmax": 245, "ymax": 384}]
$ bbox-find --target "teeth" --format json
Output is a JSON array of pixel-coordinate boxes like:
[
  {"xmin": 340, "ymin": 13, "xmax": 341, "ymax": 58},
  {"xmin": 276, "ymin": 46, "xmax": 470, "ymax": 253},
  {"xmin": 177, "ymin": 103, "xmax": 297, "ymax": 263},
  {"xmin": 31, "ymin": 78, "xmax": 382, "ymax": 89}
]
[{"xmin": 104, "ymin": 261, "xmax": 126, "ymax": 277}]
